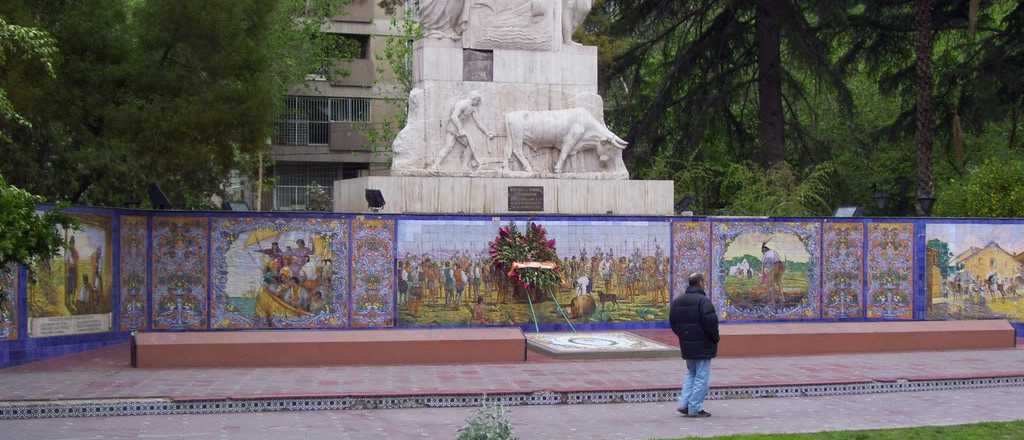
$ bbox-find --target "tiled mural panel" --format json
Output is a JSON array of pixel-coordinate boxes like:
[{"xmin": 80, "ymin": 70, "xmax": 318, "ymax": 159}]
[
  {"xmin": 350, "ymin": 218, "xmax": 395, "ymax": 328},
  {"xmin": 1, "ymin": 265, "xmax": 16, "ymax": 340},
  {"xmin": 151, "ymin": 217, "xmax": 209, "ymax": 330},
  {"xmin": 671, "ymin": 222, "xmax": 711, "ymax": 300},
  {"xmin": 119, "ymin": 216, "xmax": 148, "ymax": 331},
  {"xmin": 926, "ymin": 223, "xmax": 1024, "ymax": 321},
  {"xmin": 711, "ymin": 222, "xmax": 822, "ymax": 320},
  {"xmin": 396, "ymin": 219, "xmax": 671, "ymax": 327},
  {"xmin": 866, "ymin": 223, "xmax": 915, "ymax": 319},
  {"xmin": 210, "ymin": 217, "xmax": 349, "ymax": 329},
  {"xmin": 822, "ymin": 222, "xmax": 865, "ymax": 319},
  {"xmin": 27, "ymin": 213, "xmax": 114, "ymax": 337}
]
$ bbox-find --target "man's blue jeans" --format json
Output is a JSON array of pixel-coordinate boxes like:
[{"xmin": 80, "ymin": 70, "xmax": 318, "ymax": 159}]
[{"xmin": 678, "ymin": 358, "xmax": 711, "ymax": 413}]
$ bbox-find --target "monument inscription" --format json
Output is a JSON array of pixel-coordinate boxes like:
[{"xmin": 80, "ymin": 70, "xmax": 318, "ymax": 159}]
[{"xmin": 508, "ymin": 186, "xmax": 544, "ymax": 211}]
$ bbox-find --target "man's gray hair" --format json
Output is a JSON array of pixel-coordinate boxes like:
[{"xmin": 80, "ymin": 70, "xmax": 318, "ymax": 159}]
[{"xmin": 688, "ymin": 272, "xmax": 704, "ymax": 286}]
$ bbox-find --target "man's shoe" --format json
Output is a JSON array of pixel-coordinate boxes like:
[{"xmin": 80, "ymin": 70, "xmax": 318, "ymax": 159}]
[
  {"xmin": 687, "ymin": 410, "xmax": 711, "ymax": 418},
  {"xmin": 676, "ymin": 408, "xmax": 688, "ymax": 415}
]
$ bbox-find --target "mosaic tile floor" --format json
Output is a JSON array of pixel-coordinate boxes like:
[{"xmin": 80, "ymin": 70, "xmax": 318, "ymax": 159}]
[{"xmin": 525, "ymin": 331, "xmax": 678, "ymax": 359}]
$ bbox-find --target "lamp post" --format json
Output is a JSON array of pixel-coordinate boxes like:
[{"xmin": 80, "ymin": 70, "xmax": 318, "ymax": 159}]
[
  {"xmin": 872, "ymin": 186, "xmax": 891, "ymax": 216},
  {"xmin": 916, "ymin": 196, "xmax": 936, "ymax": 217}
]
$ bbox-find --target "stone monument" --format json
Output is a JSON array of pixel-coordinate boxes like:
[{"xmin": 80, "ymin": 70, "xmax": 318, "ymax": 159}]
[{"xmin": 335, "ymin": 0, "xmax": 673, "ymax": 215}]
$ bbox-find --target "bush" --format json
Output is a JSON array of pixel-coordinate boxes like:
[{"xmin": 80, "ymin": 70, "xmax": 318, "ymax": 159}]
[
  {"xmin": 456, "ymin": 404, "xmax": 517, "ymax": 440},
  {"xmin": 934, "ymin": 157, "xmax": 1024, "ymax": 218},
  {"xmin": 721, "ymin": 161, "xmax": 834, "ymax": 216}
]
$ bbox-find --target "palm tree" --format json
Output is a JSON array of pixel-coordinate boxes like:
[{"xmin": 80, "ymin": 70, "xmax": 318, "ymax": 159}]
[{"xmin": 914, "ymin": 0, "xmax": 935, "ymax": 216}]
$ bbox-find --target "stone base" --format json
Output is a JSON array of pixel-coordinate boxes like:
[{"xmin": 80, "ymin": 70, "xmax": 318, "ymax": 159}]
[
  {"xmin": 333, "ymin": 176, "xmax": 674, "ymax": 215},
  {"xmin": 526, "ymin": 332, "xmax": 678, "ymax": 360}
]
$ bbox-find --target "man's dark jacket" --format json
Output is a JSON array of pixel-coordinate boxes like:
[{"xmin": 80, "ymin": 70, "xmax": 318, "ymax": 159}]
[{"xmin": 669, "ymin": 286, "xmax": 720, "ymax": 359}]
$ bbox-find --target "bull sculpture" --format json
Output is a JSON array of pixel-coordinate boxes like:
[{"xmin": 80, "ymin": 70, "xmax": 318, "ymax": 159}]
[{"xmin": 504, "ymin": 108, "xmax": 628, "ymax": 174}]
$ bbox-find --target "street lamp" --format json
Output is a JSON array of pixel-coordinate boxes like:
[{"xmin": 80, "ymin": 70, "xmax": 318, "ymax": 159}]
[
  {"xmin": 916, "ymin": 196, "xmax": 936, "ymax": 217},
  {"xmin": 872, "ymin": 190, "xmax": 891, "ymax": 212}
]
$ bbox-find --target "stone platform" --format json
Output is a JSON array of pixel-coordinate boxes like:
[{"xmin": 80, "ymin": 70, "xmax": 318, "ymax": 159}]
[
  {"xmin": 132, "ymin": 328, "xmax": 526, "ymax": 368},
  {"xmin": 526, "ymin": 332, "xmax": 677, "ymax": 359},
  {"xmin": 713, "ymin": 320, "xmax": 1015, "ymax": 357},
  {"xmin": 334, "ymin": 176, "xmax": 674, "ymax": 215}
]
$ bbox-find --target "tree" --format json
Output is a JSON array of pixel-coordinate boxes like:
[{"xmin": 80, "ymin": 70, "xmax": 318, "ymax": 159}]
[
  {"xmin": 587, "ymin": 0, "xmax": 853, "ymax": 170},
  {"xmin": 0, "ymin": 0, "xmax": 352, "ymax": 208},
  {"xmin": 926, "ymin": 238, "xmax": 954, "ymax": 277},
  {"xmin": 933, "ymin": 156, "xmax": 1024, "ymax": 218},
  {"xmin": 914, "ymin": 0, "xmax": 935, "ymax": 215},
  {"xmin": 0, "ymin": 175, "xmax": 77, "ymax": 275},
  {"xmin": 0, "ymin": 17, "xmax": 56, "ymax": 142}
]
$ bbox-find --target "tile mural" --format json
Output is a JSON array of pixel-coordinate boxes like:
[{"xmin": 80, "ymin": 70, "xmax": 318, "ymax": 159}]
[
  {"xmin": 350, "ymin": 218, "xmax": 395, "ymax": 328},
  {"xmin": 119, "ymin": 216, "xmax": 148, "ymax": 331},
  {"xmin": 151, "ymin": 217, "xmax": 209, "ymax": 330},
  {"xmin": 712, "ymin": 222, "xmax": 822, "ymax": 320},
  {"xmin": 397, "ymin": 219, "xmax": 670, "ymax": 327},
  {"xmin": 210, "ymin": 217, "xmax": 349, "ymax": 329},
  {"xmin": 866, "ymin": 223, "xmax": 915, "ymax": 319},
  {"xmin": 671, "ymin": 221, "xmax": 711, "ymax": 299},
  {"xmin": 28, "ymin": 213, "xmax": 114, "ymax": 337},
  {"xmin": 926, "ymin": 223, "xmax": 1024, "ymax": 321},
  {"xmin": 822, "ymin": 222, "xmax": 864, "ymax": 319},
  {"xmin": 1, "ymin": 265, "xmax": 16, "ymax": 340}
]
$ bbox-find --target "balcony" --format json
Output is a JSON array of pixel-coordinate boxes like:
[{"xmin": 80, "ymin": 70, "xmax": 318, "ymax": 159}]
[
  {"xmin": 333, "ymin": 0, "xmax": 373, "ymax": 23},
  {"xmin": 330, "ymin": 59, "xmax": 375, "ymax": 88}
]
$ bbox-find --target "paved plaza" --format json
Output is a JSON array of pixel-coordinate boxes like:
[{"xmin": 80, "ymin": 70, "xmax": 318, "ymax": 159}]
[
  {"xmin": 4, "ymin": 386, "xmax": 1024, "ymax": 440},
  {"xmin": 1, "ymin": 334, "xmax": 1022, "ymax": 402}
]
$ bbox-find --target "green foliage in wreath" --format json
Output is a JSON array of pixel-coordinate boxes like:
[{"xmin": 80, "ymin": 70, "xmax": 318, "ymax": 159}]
[{"xmin": 488, "ymin": 222, "xmax": 560, "ymax": 293}]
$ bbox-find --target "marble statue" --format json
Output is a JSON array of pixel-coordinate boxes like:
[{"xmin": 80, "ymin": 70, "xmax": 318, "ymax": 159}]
[
  {"xmin": 390, "ymin": 88, "xmax": 424, "ymax": 171},
  {"xmin": 419, "ymin": 0, "xmax": 473, "ymax": 39},
  {"xmin": 504, "ymin": 108, "xmax": 627, "ymax": 174},
  {"xmin": 432, "ymin": 91, "xmax": 496, "ymax": 170},
  {"xmin": 562, "ymin": 0, "xmax": 593, "ymax": 46}
]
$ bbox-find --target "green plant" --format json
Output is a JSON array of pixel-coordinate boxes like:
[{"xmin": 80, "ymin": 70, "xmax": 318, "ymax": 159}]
[
  {"xmin": 0, "ymin": 174, "xmax": 77, "ymax": 275},
  {"xmin": 456, "ymin": 404, "xmax": 517, "ymax": 440},
  {"xmin": 306, "ymin": 181, "xmax": 332, "ymax": 212},
  {"xmin": 362, "ymin": 14, "xmax": 422, "ymax": 157},
  {"xmin": 721, "ymin": 161, "xmax": 834, "ymax": 216},
  {"xmin": 588, "ymin": 306, "xmax": 612, "ymax": 323},
  {"xmin": 934, "ymin": 156, "xmax": 1024, "ymax": 217},
  {"xmin": 488, "ymin": 222, "xmax": 560, "ymax": 294}
]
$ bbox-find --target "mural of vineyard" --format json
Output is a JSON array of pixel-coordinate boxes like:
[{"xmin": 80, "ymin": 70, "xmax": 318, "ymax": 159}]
[{"xmin": 27, "ymin": 214, "xmax": 114, "ymax": 337}]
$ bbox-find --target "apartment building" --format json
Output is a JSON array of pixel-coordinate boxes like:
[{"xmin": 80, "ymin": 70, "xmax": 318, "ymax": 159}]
[{"xmin": 268, "ymin": 0, "xmax": 406, "ymax": 210}]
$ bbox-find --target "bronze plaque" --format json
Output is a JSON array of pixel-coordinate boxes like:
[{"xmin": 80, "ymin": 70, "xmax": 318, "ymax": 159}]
[{"xmin": 508, "ymin": 186, "xmax": 544, "ymax": 211}]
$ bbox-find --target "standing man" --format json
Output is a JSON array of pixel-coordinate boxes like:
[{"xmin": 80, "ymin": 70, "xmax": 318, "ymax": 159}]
[{"xmin": 669, "ymin": 273, "xmax": 719, "ymax": 418}]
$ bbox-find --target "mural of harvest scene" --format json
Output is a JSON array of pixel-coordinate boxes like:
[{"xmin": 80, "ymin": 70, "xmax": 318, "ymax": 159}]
[
  {"xmin": 211, "ymin": 217, "xmax": 348, "ymax": 329},
  {"xmin": 927, "ymin": 223, "xmax": 1024, "ymax": 321},
  {"xmin": 712, "ymin": 222, "xmax": 821, "ymax": 320},
  {"xmin": 397, "ymin": 220, "xmax": 671, "ymax": 326},
  {"xmin": 27, "ymin": 214, "xmax": 114, "ymax": 337}
]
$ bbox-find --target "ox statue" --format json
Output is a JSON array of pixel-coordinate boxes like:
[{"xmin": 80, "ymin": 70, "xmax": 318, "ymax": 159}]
[{"xmin": 504, "ymin": 108, "xmax": 628, "ymax": 174}]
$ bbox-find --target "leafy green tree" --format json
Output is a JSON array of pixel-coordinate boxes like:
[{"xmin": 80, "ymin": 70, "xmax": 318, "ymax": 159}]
[
  {"xmin": 927, "ymin": 238, "xmax": 954, "ymax": 277},
  {"xmin": 363, "ymin": 13, "xmax": 421, "ymax": 156},
  {"xmin": 933, "ymin": 156, "xmax": 1024, "ymax": 218},
  {"xmin": 0, "ymin": 0, "xmax": 352, "ymax": 208},
  {"xmin": 720, "ymin": 161, "xmax": 834, "ymax": 216},
  {"xmin": 0, "ymin": 17, "xmax": 56, "ymax": 142},
  {"xmin": 0, "ymin": 175, "xmax": 77, "ymax": 275}
]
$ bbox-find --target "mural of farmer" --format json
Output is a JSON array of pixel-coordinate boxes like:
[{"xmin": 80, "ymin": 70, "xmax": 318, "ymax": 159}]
[{"xmin": 761, "ymin": 242, "xmax": 784, "ymax": 303}]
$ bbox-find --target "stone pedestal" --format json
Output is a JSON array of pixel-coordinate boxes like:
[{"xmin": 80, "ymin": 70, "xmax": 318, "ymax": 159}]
[{"xmin": 334, "ymin": 176, "xmax": 674, "ymax": 215}]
